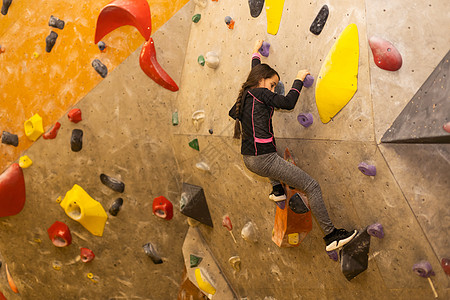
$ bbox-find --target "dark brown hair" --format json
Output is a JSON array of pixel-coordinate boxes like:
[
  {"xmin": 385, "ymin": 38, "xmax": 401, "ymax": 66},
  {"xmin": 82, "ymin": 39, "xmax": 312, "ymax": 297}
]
[{"xmin": 233, "ymin": 63, "xmax": 280, "ymax": 138}]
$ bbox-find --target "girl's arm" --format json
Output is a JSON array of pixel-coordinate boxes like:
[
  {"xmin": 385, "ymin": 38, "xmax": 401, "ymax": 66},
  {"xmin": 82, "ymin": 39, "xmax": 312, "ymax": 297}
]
[{"xmin": 251, "ymin": 39, "xmax": 264, "ymax": 68}]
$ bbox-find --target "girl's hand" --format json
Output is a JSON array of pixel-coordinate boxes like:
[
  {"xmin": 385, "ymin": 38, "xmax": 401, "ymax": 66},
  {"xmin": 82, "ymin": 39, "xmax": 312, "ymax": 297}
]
[
  {"xmin": 296, "ymin": 70, "xmax": 310, "ymax": 81},
  {"xmin": 253, "ymin": 39, "xmax": 264, "ymax": 53}
]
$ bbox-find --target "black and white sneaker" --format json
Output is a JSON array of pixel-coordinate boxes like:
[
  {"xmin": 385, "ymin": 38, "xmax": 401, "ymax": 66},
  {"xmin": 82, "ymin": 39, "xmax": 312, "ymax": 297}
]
[
  {"xmin": 324, "ymin": 228, "xmax": 358, "ymax": 251},
  {"xmin": 269, "ymin": 184, "xmax": 287, "ymax": 202}
]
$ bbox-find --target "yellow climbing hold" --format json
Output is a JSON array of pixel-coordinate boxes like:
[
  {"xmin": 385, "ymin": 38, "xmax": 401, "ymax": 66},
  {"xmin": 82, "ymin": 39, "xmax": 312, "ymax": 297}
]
[
  {"xmin": 33, "ymin": 52, "xmax": 40, "ymax": 58},
  {"xmin": 265, "ymin": 0, "xmax": 285, "ymax": 35},
  {"xmin": 288, "ymin": 233, "xmax": 299, "ymax": 245},
  {"xmin": 24, "ymin": 113, "xmax": 44, "ymax": 141},
  {"xmin": 315, "ymin": 24, "xmax": 359, "ymax": 123},
  {"xmin": 19, "ymin": 155, "xmax": 33, "ymax": 168},
  {"xmin": 194, "ymin": 268, "xmax": 216, "ymax": 296}
]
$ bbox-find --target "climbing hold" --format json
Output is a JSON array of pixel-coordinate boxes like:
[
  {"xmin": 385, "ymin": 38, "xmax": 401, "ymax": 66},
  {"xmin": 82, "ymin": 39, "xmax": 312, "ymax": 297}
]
[
  {"xmin": 248, "ymin": 0, "xmax": 265, "ymax": 18},
  {"xmin": 0, "ymin": 45, "xmax": 5, "ymax": 53},
  {"xmin": 172, "ymin": 110, "xmax": 179, "ymax": 125},
  {"xmin": 195, "ymin": 162, "xmax": 210, "ymax": 172},
  {"xmin": 208, "ymin": 129, "xmax": 213, "ymax": 134},
  {"xmin": 0, "ymin": 291, "xmax": 5, "ymax": 300},
  {"xmin": 152, "ymin": 196, "xmax": 173, "ymax": 220},
  {"xmin": 98, "ymin": 41, "xmax": 106, "ymax": 52},
  {"xmin": 288, "ymin": 193, "xmax": 310, "ymax": 214},
  {"xmin": 0, "ymin": 163, "xmax": 26, "ymax": 218},
  {"xmin": 187, "ymin": 217, "xmax": 201, "ymax": 227},
  {"xmin": 1, "ymin": 131, "xmax": 18, "ymax": 146},
  {"xmin": 109, "ymin": 197, "xmax": 123, "ymax": 216},
  {"xmin": 188, "ymin": 138, "xmax": 199, "ymax": 151},
  {"xmin": 340, "ymin": 228, "xmax": 371, "ymax": 281},
  {"xmin": 95, "ymin": 0, "xmax": 152, "ymax": 43},
  {"xmin": 5, "ymin": 264, "xmax": 18, "ymax": 294},
  {"xmin": 192, "ymin": 110, "xmax": 205, "ymax": 131},
  {"xmin": 192, "ymin": 13, "xmax": 201, "ymax": 23},
  {"xmin": 441, "ymin": 258, "xmax": 450, "ymax": 276},
  {"xmin": 92, "ymin": 59, "xmax": 108, "ymax": 78},
  {"xmin": 33, "ymin": 52, "xmax": 39, "ymax": 58},
  {"xmin": 143, "ymin": 242, "xmax": 163, "ymax": 264},
  {"xmin": 43, "ymin": 122, "xmax": 61, "ymax": 139},
  {"xmin": 180, "ymin": 183, "xmax": 213, "ymax": 227},
  {"xmin": 358, "ymin": 162, "xmax": 376, "ymax": 176},
  {"xmin": 71, "ymin": 129, "xmax": 83, "ymax": 152},
  {"xmin": 190, "ymin": 254, "xmax": 203, "ymax": 268},
  {"xmin": 60, "ymin": 184, "xmax": 108, "ymax": 236},
  {"xmin": 288, "ymin": 233, "xmax": 299, "ymax": 245},
  {"xmin": 326, "ymin": 250, "xmax": 339, "ymax": 262},
  {"xmin": 195, "ymin": 268, "xmax": 216, "ymax": 296},
  {"xmin": 303, "ymin": 74, "xmax": 314, "ymax": 88},
  {"xmin": 139, "ymin": 37, "xmax": 179, "ymax": 91},
  {"xmin": 413, "ymin": 261, "xmax": 438, "ymax": 297},
  {"xmin": 80, "ymin": 248, "xmax": 95, "ymax": 263},
  {"xmin": 48, "ymin": 15, "xmax": 65, "ymax": 29},
  {"xmin": 259, "ymin": 41, "xmax": 270, "ymax": 57},
  {"xmin": 100, "ymin": 173, "xmax": 125, "ymax": 193},
  {"xmin": 265, "ymin": 0, "xmax": 285, "ymax": 35},
  {"xmin": 368, "ymin": 36, "xmax": 402, "ymax": 71},
  {"xmin": 224, "ymin": 16, "xmax": 235, "ymax": 29},
  {"xmin": 297, "ymin": 113, "xmax": 313, "ymax": 128},
  {"xmin": 47, "ymin": 221, "xmax": 72, "ymax": 247},
  {"xmin": 241, "ymin": 221, "xmax": 258, "ymax": 242},
  {"xmin": 274, "ymin": 81, "xmax": 285, "ymax": 96},
  {"xmin": 367, "ymin": 223, "xmax": 384, "ymax": 238},
  {"xmin": 315, "ymin": 24, "xmax": 359, "ymax": 123},
  {"xmin": 205, "ymin": 51, "xmax": 219, "ymax": 69},
  {"xmin": 19, "ymin": 155, "xmax": 32, "ymax": 168},
  {"xmin": 45, "ymin": 31, "xmax": 58, "ymax": 52},
  {"xmin": 222, "ymin": 215, "xmax": 237, "ymax": 243},
  {"xmin": 197, "ymin": 55, "xmax": 205, "ymax": 66},
  {"xmin": 24, "ymin": 113, "xmax": 44, "ymax": 141},
  {"xmin": 228, "ymin": 256, "xmax": 241, "ymax": 272},
  {"xmin": 309, "ymin": 5, "xmax": 329, "ymax": 35},
  {"xmin": 52, "ymin": 260, "xmax": 62, "ymax": 271},
  {"xmin": 86, "ymin": 272, "xmax": 99, "ymax": 283},
  {"xmin": 68, "ymin": 108, "xmax": 82, "ymax": 123},
  {"xmin": 1, "ymin": 0, "xmax": 12, "ymax": 15}
]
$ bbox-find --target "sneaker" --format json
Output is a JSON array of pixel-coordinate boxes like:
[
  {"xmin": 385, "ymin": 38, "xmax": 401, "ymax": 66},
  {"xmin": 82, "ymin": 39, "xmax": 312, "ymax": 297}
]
[
  {"xmin": 324, "ymin": 228, "xmax": 358, "ymax": 251},
  {"xmin": 269, "ymin": 184, "xmax": 287, "ymax": 202}
]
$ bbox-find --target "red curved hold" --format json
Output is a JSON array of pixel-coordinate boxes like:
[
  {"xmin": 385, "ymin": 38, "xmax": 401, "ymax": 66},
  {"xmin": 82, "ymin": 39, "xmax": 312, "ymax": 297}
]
[
  {"xmin": 369, "ymin": 36, "xmax": 402, "ymax": 71},
  {"xmin": 140, "ymin": 38, "xmax": 179, "ymax": 92},
  {"xmin": 152, "ymin": 196, "xmax": 173, "ymax": 220},
  {"xmin": 0, "ymin": 163, "xmax": 26, "ymax": 217},
  {"xmin": 47, "ymin": 221, "xmax": 72, "ymax": 247},
  {"xmin": 43, "ymin": 122, "xmax": 61, "ymax": 139},
  {"xmin": 0, "ymin": 290, "xmax": 7, "ymax": 300},
  {"xmin": 95, "ymin": 0, "xmax": 152, "ymax": 44},
  {"xmin": 80, "ymin": 248, "xmax": 95, "ymax": 262}
]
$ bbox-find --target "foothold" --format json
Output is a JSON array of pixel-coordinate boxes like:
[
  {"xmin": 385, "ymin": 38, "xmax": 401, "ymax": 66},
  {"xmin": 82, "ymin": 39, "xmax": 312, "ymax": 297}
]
[
  {"xmin": 224, "ymin": 16, "xmax": 235, "ymax": 29},
  {"xmin": 92, "ymin": 59, "xmax": 108, "ymax": 78},
  {"xmin": 358, "ymin": 162, "xmax": 376, "ymax": 176},
  {"xmin": 48, "ymin": 15, "xmax": 65, "ymax": 29},
  {"xmin": 1, "ymin": 131, "xmax": 18, "ymax": 146},
  {"xmin": 326, "ymin": 250, "xmax": 339, "ymax": 262},
  {"xmin": 98, "ymin": 41, "xmax": 106, "ymax": 52},
  {"xmin": 441, "ymin": 258, "xmax": 450, "ymax": 276},
  {"xmin": 258, "ymin": 41, "xmax": 270, "ymax": 57},
  {"xmin": 172, "ymin": 110, "xmax": 179, "ymax": 125},
  {"xmin": 190, "ymin": 254, "xmax": 203, "ymax": 268},
  {"xmin": 413, "ymin": 260, "xmax": 438, "ymax": 298},
  {"xmin": 274, "ymin": 81, "xmax": 285, "ymax": 96},
  {"xmin": 195, "ymin": 162, "xmax": 210, "ymax": 172},
  {"xmin": 297, "ymin": 113, "xmax": 313, "ymax": 128},
  {"xmin": 45, "ymin": 31, "xmax": 58, "ymax": 52},
  {"xmin": 87, "ymin": 272, "xmax": 99, "ymax": 283},
  {"xmin": 309, "ymin": 5, "xmax": 329, "ymax": 35},
  {"xmin": 369, "ymin": 36, "xmax": 402, "ymax": 71},
  {"xmin": 241, "ymin": 221, "xmax": 258, "ymax": 242},
  {"xmin": 0, "ymin": 163, "xmax": 26, "ymax": 218},
  {"xmin": 71, "ymin": 129, "xmax": 83, "ymax": 152},
  {"xmin": 187, "ymin": 217, "xmax": 201, "ymax": 227},
  {"xmin": 153, "ymin": 196, "xmax": 173, "ymax": 220},
  {"xmin": 248, "ymin": 0, "xmax": 265, "ymax": 18},
  {"xmin": 195, "ymin": 268, "xmax": 216, "ymax": 296},
  {"xmin": 288, "ymin": 233, "xmax": 299, "ymax": 245},
  {"xmin": 197, "ymin": 55, "xmax": 205, "ymax": 66},
  {"xmin": 0, "ymin": 45, "xmax": 5, "ymax": 53},
  {"xmin": 143, "ymin": 243, "xmax": 163, "ymax": 264},
  {"xmin": 100, "ymin": 173, "xmax": 125, "ymax": 193},
  {"xmin": 1, "ymin": 0, "xmax": 12, "ymax": 15},
  {"xmin": 33, "ymin": 52, "xmax": 40, "ymax": 58},
  {"xmin": 47, "ymin": 221, "xmax": 72, "ymax": 247},
  {"xmin": 43, "ymin": 121, "xmax": 61, "ymax": 139},
  {"xmin": 303, "ymin": 74, "xmax": 314, "ymax": 88},
  {"xmin": 228, "ymin": 256, "xmax": 241, "ymax": 272},
  {"xmin": 24, "ymin": 113, "xmax": 44, "ymax": 141},
  {"xmin": 188, "ymin": 138, "xmax": 199, "ymax": 151},
  {"xmin": 19, "ymin": 155, "xmax": 33, "ymax": 168},
  {"xmin": 192, "ymin": 110, "xmax": 205, "ymax": 131},
  {"xmin": 68, "ymin": 108, "xmax": 82, "ymax": 123},
  {"xmin": 109, "ymin": 197, "xmax": 123, "ymax": 216},
  {"xmin": 340, "ymin": 228, "xmax": 371, "ymax": 281},
  {"xmin": 222, "ymin": 215, "xmax": 237, "ymax": 243},
  {"xmin": 52, "ymin": 260, "xmax": 62, "ymax": 271},
  {"xmin": 205, "ymin": 51, "xmax": 219, "ymax": 69},
  {"xmin": 80, "ymin": 248, "xmax": 95, "ymax": 263},
  {"xmin": 367, "ymin": 223, "xmax": 384, "ymax": 238},
  {"xmin": 192, "ymin": 13, "xmax": 201, "ymax": 23},
  {"xmin": 288, "ymin": 193, "xmax": 310, "ymax": 214},
  {"xmin": 180, "ymin": 183, "xmax": 213, "ymax": 227},
  {"xmin": 5, "ymin": 263, "xmax": 19, "ymax": 294},
  {"xmin": 443, "ymin": 122, "xmax": 450, "ymax": 133},
  {"xmin": 208, "ymin": 129, "xmax": 213, "ymax": 134}
]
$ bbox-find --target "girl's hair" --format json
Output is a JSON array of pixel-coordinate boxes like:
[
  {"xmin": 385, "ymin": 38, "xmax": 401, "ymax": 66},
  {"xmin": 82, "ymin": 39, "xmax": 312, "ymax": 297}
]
[{"xmin": 233, "ymin": 63, "xmax": 280, "ymax": 139}]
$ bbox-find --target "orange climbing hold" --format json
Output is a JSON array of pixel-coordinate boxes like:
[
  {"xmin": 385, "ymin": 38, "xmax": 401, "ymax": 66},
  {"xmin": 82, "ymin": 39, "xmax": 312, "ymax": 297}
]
[
  {"xmin": 5, "ymin": 264, "xmax": 18, "ymax": 294},
  {"xmin": 43, "ymin": 122, "xmax": 61, "ymax": 139},
  {"xmin": 0, "ymin": 163, "xmax": 26, "ymax": 218}
]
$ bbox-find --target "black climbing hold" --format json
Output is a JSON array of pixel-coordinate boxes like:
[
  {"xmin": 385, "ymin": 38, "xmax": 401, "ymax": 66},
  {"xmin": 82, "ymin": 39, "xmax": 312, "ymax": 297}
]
[
  {"xmin": 48, "ymin": 15, "xmax": 65, "ymax": 30},
  {"xmin": 45, "ymin": 31, "xmax": 58, "ymax": 53},
  {"xmin": 1, "ymin": 0, "xmax": 12, "ymax": 15},
  {"xmin": 248, "ymin": 0, "xmax": 265, "ymax": 18},
  {"xmin": 100, "ymin": 174, "xmax": 125, "ymax": 193},
  {"xmin": 288, "ymin": 193, "xmax": 310, "ymax": 214},
  {"xmin": 1, "ymin": 131, "xmax": 18, "ymax": 147},
  {"xmin": 98, "ymin": 41, "xmax": 106, "ymax": 51},
  {"xmin": 143, "ymin": 243, "xmax": 163, "ymax": 264},
  {"xmin": 208, "ymin": 129, "xmax": 213, "ymax": 134},
  {"xmin": 109, "ymin": 198, "xmax": 123, "ymax": 216},
  {"xmin": 274, "ymin": 81, "xmax": 285, "ymax": 96},
  {"xmin": 180, "ymin": 183, "xmax": 213, "ymax": 227},
  {"xmin": 310, "ymin": 5, "xmax": 329, "ymax": 35},
  {"xmin": 70, "ymin": 129, "xmax": 83, "ymax": 152},
  {"xmin": 92, "ymin": 59, "xmax": 108, "ymax": 78},
  {"xmin": 340, "ymin": 228, "xmax": 370, "ymax": 281}
]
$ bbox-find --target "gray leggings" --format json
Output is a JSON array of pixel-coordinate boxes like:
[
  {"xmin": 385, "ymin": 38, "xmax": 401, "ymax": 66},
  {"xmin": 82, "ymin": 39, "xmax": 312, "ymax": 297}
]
[{"xmin": 243, "ymin": 152, "xmax": 335, "ymax": 235}]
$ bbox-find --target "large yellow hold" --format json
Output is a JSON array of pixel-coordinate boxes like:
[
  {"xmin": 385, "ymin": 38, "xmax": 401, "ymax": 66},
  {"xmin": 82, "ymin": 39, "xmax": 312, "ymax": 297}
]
[
  {"xmin": 315, "ymin": 24, "xmax": 359, "ymax": 123},
  {"xmin": 59, "ymin": 184, "xmax": 108, "ymax": 236},
  {"xmin": 24, "ymin": 114, "xmax": 44, "ymax": 141},
  {"xmin": 265, "ymin": 0, "xmax": 285, "ymax": 35},
  {"xmin": 194, "ymin": 268, "xmax": 216, "ymax": 296}
]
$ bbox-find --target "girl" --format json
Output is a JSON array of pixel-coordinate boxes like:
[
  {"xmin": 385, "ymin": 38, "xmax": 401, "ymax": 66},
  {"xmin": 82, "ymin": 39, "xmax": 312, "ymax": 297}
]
[{"xmin": 229, "ymin": 40, "xmax": 357, "ymax": 251}]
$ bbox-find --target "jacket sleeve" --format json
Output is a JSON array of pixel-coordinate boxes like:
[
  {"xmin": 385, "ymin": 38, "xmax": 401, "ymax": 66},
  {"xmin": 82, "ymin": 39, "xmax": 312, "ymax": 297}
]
[
  {"xmin": 251, "ymin": 52, "xmax": 261, "ymax": 68},
  {"xmin": 229, "ymin": 103, "xmax": 237, "ymax": 120},
  {"xmin": 260, "ymin": 80, "xmax": 304, "ymax": 110}
]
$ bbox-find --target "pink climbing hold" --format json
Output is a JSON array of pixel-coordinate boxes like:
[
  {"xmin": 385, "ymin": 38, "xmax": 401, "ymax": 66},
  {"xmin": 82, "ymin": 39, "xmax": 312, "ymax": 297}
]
[
  {"xmin": 443, "ymin": 121, "xmax": 450, "ymax": 133},
  {"xmin": 0, "ymin": 163, "xmax": 26, "ymax": 218},
  {"xmin": 369, "ymin": 37, "xmax": 402, "ymax": 71}
]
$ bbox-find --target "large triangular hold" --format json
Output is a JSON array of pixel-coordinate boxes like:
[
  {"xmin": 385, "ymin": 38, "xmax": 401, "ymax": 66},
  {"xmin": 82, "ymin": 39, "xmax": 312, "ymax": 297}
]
[
  {"xmin": 180, "ymin": 183, "xmax": 213, "ymax": 227},
  {"xmin": 340, "ymin": 228, "xmax": 371, "ymax": 281},
  {"xmin": 0, "ymin": 163, "xmax": 26, "ymax": 217},
  {"xmin": 382, "ymin": 50, "xmax": 450, "ymax": 143}
]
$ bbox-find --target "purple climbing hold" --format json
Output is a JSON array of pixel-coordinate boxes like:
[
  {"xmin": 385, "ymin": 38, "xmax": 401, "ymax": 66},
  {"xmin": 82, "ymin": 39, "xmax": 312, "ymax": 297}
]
[
  {"xmin": 326, "ymin": 250, "xmax": 338, "ymax": 262},
  {"xmin": 259, "ymin": 41, "xmax": 270, "ymax": 57},
  {"xmin": 45, "ymin": 31, "xmax": 58, "ymax": 53},
  {"xmin": 297, "ymin": 113, "xmax": 313, "ymax": 128},
  {"xmin": 367, "ymin": 223, "xmax": 384, "ymax": 239},
  {"xmin": 413, "ymin": 261, "xmax": 435, "ymax": 278},
  {"xmin": 275, "ymin": 200, "xmax": 286, "ymax": 209},
  {"xmin": 358, "ymin": 162, "xmax": 376, "ymax": 176},
  {"xmin": 303, "ymin": 74, "xmax": 314, "ymax": 88}
]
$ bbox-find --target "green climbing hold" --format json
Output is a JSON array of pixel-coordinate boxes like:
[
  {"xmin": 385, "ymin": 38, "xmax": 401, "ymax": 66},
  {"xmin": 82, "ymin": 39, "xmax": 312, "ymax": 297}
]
[
  {"xmin": 172, "ymin": 110, "xmax": 179, "ymax": 126},
  {"xmin": 189, "ymin": 138, "xmax": 199, "ymax": 151},
  {"xmin": 197, "ymin": 55, "xmax": 205, "ymax": 66},
  {"xmin": 192, "ymin": 14, "xmax": 201, "ymax": 23},
  {"xmin": 190, "ymin": 254, "xmax": 203, "ymax": 268}
]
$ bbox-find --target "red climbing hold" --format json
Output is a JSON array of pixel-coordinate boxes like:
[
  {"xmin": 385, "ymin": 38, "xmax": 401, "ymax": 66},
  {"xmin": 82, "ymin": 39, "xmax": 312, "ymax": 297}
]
[
  {"xmin": 68, "ymin": 108, "xmax": 82, "ymax": 123},
  {"xmin": 0, "ymin": 290, "xmax": 6, "ymax": 300},
  {"xmin": 0, "ymin": 163, "xmax": 26, "ymax": 218},
  {"xmin": 80, "ymin": 248, "xmax": 95, "ymax": 263},
  {"xmin": 441, "ymin": 258, "xmax": 450, "ymax": 276},
  {"xmin": 139, "ymin": 37, "xmax": 179, "ymax": 92},
  {"xmin": 152, "ymin": 196, "xmax": 173, "ymax": 220},
  {"xmin": 369, "ymin": 36, "xmax": 402, "ymax": 71},
  {"xmin": 95, "ymin": 0, "xmax": 152, "ymax": 44},
  {"xmin": 47, "ymin": 221, "xmax": 72, "ymax": 247},
  {"xmin": 443, "ymin": 122, "xmax": 450, "ymax": 133},
  {"xmin": 43, "ymin": 122, "xmax": 61, "ymax": 139}
]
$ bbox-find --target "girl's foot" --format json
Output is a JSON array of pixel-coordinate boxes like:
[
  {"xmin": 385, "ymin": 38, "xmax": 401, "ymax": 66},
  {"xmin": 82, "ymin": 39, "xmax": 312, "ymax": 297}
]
[
  {"xmin": 269, "ymin": 184, "xmax": 286, "ymax": 202},
  {"xmin": 323, "ymin": 228, "xmax": 358, "ymax": 251}
]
